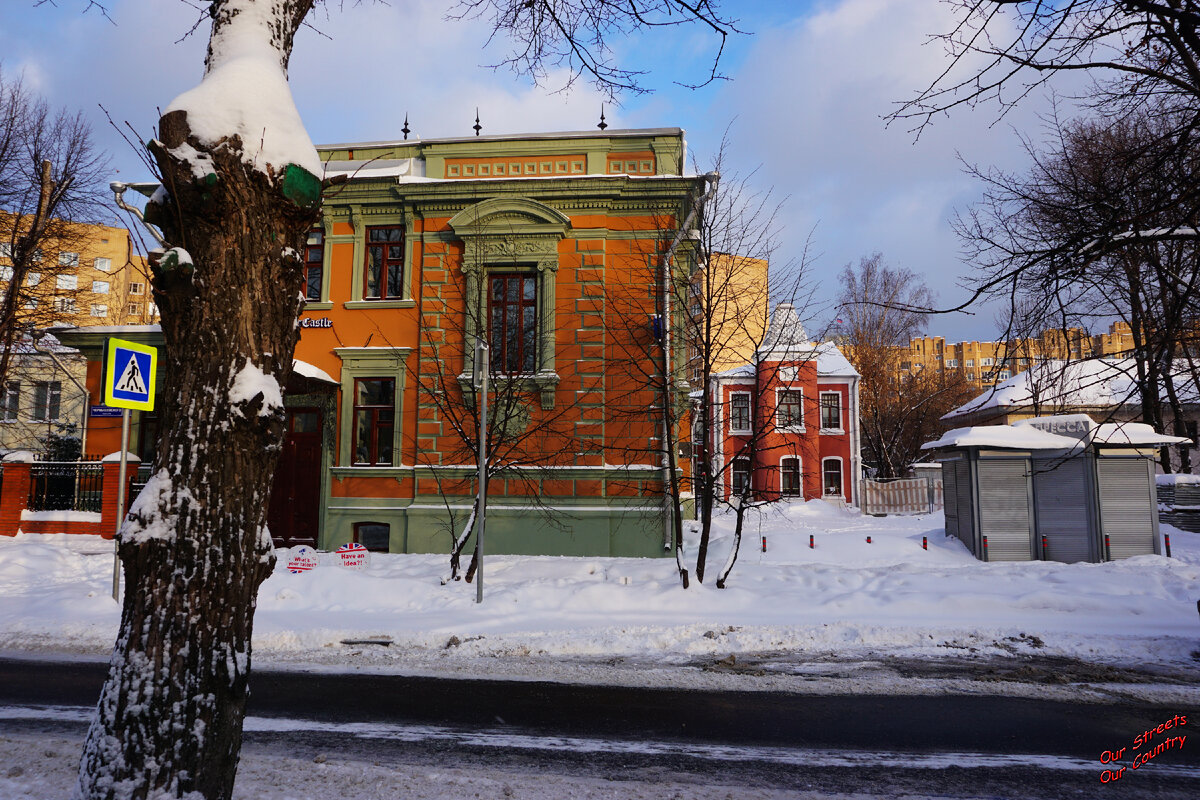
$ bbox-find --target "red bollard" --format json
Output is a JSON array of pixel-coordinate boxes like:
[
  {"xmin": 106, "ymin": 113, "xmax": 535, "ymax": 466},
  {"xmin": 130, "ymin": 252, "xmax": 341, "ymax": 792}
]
[
  {"xmin": 1104, "ymin": 533, "xmax": 1111, "ymax": 561},
  {"xmin": 1165, "ymin": 533, "xmax": 1172, "ymax": 558},
  {"xmin": 982, "ymin": 535, "xmax": 989, "ymax": 561},
  {"xmin": 809, "ymin": 534, "xmax": 814, "ymax": 549},
  {"xmin": 922, "ymin": 535, "xmax": 927, "ymax": 550},
  {"xmin": 761, "ymin": 535, "xmax": 767, "ymax": 553},
  {"xmin": 1041, "ymin": 535, "xmax": 1048, "ymax": 560},
  {"xmin": 866, "ymin": 536, "xmax": 872, "ymax": 544}
]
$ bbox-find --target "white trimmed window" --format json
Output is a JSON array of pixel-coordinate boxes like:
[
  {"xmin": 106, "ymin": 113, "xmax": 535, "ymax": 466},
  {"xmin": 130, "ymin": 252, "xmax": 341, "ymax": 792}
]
[
  {"xmin": 32, "ymin": 381, "xmax": 61, "ymax": 422},
  {"xmin": 729, "ymin": 392, "xmax": 752, "ymax": 433},
  {"xmin": 2, "ymin": 382, "xmax": 18, "ymax": 422},
  {"xmin": 776, "ymin": 389, "xmax": 803, "ymax": 429},
  {"xmin": 780, "ymin": 457, "xmax": 802, "ymax": 496},
  {"xmin": 91, "ymin": 280, "xmax": 110, "ymax": 294},
  {"xmin": 90, "ymin": 304, "xmax": 108, "ymax": 318},
  {"xmin": 93, "ymin": 257, "xmax": 112, "ymax": 272},
  {"xmin": 822, "ymin": 457, "xmax": 844, "ymax": 497},
  {"xmin": 53, "ymin": 297, "xmax": 77, "ymax": 313},
  {"xmin": 58, "ymin": 252, "xmax": 79, "ymax": 267},
  {"xmin": 56, "ymin": 274, "xmax": 77, "ymax": 290},
  {"xmin": 819, "ymin": 391, "xmax": 842, "ymax": 431},
  {"xmin": 129, "ymin": 282, "xmax": 145, "ymax": 295},
  {"xmin": 127, "ymin": 303, "xmax": 142, "ymax": 316}
]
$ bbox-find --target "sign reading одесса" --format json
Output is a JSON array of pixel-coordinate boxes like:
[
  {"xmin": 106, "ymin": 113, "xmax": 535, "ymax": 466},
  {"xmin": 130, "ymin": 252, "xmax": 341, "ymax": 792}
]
[
  {"xmin": 336, "ymin": 542, "xmax": 370, "ymax": 570},
  {"xmin": 286, "ymin": 546, "xmax": 320, "ymax": 573},
  {"xmin": 104, "ymin": 338, "xmax": 158, "ymax": 411}
]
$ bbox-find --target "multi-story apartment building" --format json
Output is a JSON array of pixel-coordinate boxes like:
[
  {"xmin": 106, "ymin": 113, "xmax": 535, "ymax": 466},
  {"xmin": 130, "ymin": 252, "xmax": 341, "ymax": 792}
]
[
  {"xmin": 900, "ymin": 322, "xmax": 1137, "ymax": 390},
  {"xmin": 686, "ymin": 252, "xmax": 770, "ymax": 382},
  {"xmin": 1, "ymin": 216, "xmax": 160, "ymax": 455}
]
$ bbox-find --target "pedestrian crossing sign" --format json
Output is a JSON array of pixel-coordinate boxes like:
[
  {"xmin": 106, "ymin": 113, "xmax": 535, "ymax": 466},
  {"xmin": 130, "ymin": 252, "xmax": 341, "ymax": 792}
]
[{"xmin": 104, "ymin": 338, "xmax": 158, "ymax": 411}]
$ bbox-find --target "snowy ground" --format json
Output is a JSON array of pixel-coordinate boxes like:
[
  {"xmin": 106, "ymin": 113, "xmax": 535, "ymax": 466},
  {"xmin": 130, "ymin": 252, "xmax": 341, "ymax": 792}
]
[{"xmin": 1, "ymin": 501, "xmax": 1198, "ymax": 701}]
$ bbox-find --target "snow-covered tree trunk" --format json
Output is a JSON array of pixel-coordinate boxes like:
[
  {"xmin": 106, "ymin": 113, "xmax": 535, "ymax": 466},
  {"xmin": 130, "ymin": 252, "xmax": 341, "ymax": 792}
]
[{"xmin": 78, "ymin": 3, "xmax": 319, "ymax": 799}]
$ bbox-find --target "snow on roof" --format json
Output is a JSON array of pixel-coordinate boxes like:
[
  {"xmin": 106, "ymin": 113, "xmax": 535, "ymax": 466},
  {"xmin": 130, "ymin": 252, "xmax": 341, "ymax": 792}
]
[
  {"xmin": 925, "ymin": 415, "xmax": 1189, "ymax": 451},
  {"xmin": 712, "ymin": 341, "xmax": 858, "ymax": 382},
  {"xmin": 321, "ymin": 158, "xmax": 424, "ymax": 180},
  {"xmin": 944, "ymin": 358, "xmax": 1198, "ymax": 420},
  {"xmin": 922, "ymin": 425, "xmax": 1082, "ymax": 451},
  {"xmin": 292, "ymin": 359, "xmax": 336, "ymax": 385},
  {"xmin": 163, "ymin": 1, "xmax": 320, "ymax": 178},
  {"xmin": 756, "ymin": 302, "xmax": 809, "ymax": 358}
]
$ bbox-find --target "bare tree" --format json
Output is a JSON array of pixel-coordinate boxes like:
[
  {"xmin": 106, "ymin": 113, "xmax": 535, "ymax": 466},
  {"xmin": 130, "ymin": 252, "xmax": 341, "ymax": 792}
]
[
  {"xmin": 836, "ymin": 254, "xmax": 975, "ymax": 478},
  {"xmin": 65, "ymin": 2, "xmax": 741, "ymax": 797},
  {"xmin": 0, "ymin": 68, "xmax": 108, "ymax": 386}
]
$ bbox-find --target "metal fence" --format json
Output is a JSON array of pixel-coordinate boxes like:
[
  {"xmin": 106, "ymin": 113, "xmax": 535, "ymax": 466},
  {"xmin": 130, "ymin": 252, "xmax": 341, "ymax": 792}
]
[
  {"xmin": 861, "ymin": 476, "xmax": 944, "ymax": 516},
  {"xmin": 28, "ymin": 458, "xmax": 105, "ymax": 513}
]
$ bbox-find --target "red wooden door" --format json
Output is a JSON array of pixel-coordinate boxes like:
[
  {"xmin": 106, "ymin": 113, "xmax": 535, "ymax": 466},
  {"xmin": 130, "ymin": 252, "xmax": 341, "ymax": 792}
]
[{"xmin": 268, "ymin": 408, "xmax": 322, "ymax": 548}]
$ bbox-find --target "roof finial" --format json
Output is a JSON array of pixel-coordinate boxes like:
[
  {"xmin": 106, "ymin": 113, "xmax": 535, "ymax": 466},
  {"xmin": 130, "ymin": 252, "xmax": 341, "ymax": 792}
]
[
  {"xmin": 473, "ymin": 108, "xmax": 482, "ymax": 137},
  {"xmin": 402, "ymin": 114, "xmax": 410, "ymax": 140},
  {"xmin": 598, "ymin": 104, "xmax": 608, "ymax": 131}
]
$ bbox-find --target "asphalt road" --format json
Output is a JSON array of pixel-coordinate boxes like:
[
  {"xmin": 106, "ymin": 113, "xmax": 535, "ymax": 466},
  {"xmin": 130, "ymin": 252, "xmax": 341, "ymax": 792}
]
[{"xmin": 1, "ymin": 656, "xmax": 1197, "ymax": 798}]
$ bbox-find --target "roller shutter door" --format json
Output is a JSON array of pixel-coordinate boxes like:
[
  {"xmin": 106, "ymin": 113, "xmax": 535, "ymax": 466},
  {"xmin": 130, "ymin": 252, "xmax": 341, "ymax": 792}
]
[
  {"xmin": 942, "ymin": 461, "xmax": 959, "ymax": 540},
  {"xmin": 1033, "ymin": 457, "xmax": 1092, "ymax": 563},
  {"xmin": 954, "ymin": 459, "xmax": 975, "ymax": 554},
  {"xmin": 1098, "ymin": 459, "xmax": 1156, "ymax": 559},
  {"xmin": 978, "ymin": 459, "xmax": 1034, "ymax": 561}
]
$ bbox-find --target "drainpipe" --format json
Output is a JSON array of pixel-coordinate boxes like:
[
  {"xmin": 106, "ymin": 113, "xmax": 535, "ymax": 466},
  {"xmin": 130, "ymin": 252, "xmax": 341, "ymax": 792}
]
[{"xmin": 660, "ymin": 172, "xmax": 719, "ymax": 549}]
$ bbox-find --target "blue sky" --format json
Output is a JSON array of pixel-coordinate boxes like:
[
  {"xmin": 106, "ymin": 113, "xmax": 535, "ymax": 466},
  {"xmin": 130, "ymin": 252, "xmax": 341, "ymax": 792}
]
[{"xmin": 0, "ymin": 0, "xmax": 1062, "ymax": 341}]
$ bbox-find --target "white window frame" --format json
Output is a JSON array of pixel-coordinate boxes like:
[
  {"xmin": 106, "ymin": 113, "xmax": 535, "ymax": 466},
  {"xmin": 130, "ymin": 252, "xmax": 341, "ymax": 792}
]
[
  {"xmin": 981, "ymin": 357, "xmax": 994, "ymax": 366},
  {"xmin": 127, "ymin": 302, "xmax": 142, "ymax": 317},
  {"xmin": 779, "ymin": 455, "xmax": 803, "ymax": 497},
  {"xmin": 730, "ymin": 457, "xmax": 751, "ymax": 497},
  {"xmin": 129, "ymin": 282, "xmax": 145, "ymax": 296},
  {"xmin": 90, "ymin": 304, "xmax": 108, "ymax": 318},
  {"xmin": 32, "ymin": 381, "xmax": 61, "ymax": 422},
  {"xmin": 775, "ymin": 388, "xmax": 804, "ymax": 431},
  {"xmin": 25, "ymin": 272, "xmax": 40, "ymax": 287},
  {"xmin": 55, "ymin": 274, "xmax": 78, "ymax": 290},
  {"xmin": 728, "ymin": 391, "xmax": 752, "ymax": 434},
  {"xmin": 91, "ymin": 280, "xmax": 110, "ymax": 294},
  {"xmin": 2, "ymin": 381, "xmax": 19, "ymax": 423},
  {"xmin": 58, "ymin": 251, "xmax": 79, "ymax": 268},
  {"xmin": 53, "ymin": 297, "xmax": 77, "ymax": 313},
  {"xmin": 93, "ymin": 257, "xmax": 111, "ymax": 272},
  {"xmin": 818, "ymin": 390, "xmax": 843, "ymax": 433},
  {"xmin": 945, "ymin": 358, "xmax": 958, "ymax": 368},
  {"xmin": 822, "ymin": 456, "xmax": 845, "ymax": 497}
]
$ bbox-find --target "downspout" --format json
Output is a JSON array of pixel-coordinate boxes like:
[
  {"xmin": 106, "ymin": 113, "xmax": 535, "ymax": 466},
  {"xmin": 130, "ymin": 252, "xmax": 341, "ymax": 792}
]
[{"xmin": 661, "ymin": 172, "xmax": 719, "ymax": 549}]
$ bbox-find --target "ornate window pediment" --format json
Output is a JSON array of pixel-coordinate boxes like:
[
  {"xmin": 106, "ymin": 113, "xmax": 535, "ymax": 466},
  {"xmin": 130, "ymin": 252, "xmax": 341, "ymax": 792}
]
[{"xmin": 450, "ymin": 198, "xmax": 569, "ymax": 409}]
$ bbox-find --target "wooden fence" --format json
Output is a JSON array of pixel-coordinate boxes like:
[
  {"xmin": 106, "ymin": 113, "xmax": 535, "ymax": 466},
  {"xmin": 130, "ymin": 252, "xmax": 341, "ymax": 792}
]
[{"xmin": 861, "ymin": 477, "xmax": 944, "ymax": 516}]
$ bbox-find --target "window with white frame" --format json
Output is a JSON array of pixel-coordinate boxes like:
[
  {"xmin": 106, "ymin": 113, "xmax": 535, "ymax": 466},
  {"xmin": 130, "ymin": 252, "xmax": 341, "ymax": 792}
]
[
  {"xmin": 93, "ymin": 257, "xmax": 111, "ymax": 272},
  {"xmin": 981, "ymin": 357, "xmax": 994, "ymax": 366},
  {"xmin": 129, "ymin": 282, "xmax": 145, "ymax": 295},
  {"xmin": 822, "ymin": 458, "xmax": 843, "ymax": 496},
  {"xmin": 0, "ymin": 267, "xmax": 11, "ymax": 281},
  {"xmin": 58, "ymin": 252, "xmax": 79, "ymax": 267},
  {"xmin": 127, "ymin": 302, "xmax": 142, "ymax": 316},
  {"xmin": 777, "ymin": 389, "xmax": 803, "ymax": 429},
  {"xmin": 32, "ymin": 381, "xmax": 61, "ymax": 422},
  {"xmin": 90, "ymin": 304, "xmax": 107, "ymax": 317},
  {"xmin": 729, "ymin": 392, "xmax": 751, "ymax": 432},
  {"xmin": 54, "ymin": 297, "xmax": 77, "ymax": 313},
  {"xmin": 0, "ymin": 242, "xmax": 10, "ymax": 258},
  {"xmin": 2, "ymin": 382, "xmax": 18, "ymax": 422},
  {"xmin": 91, "ymin": 280, "xmax": 109, "ymax": 294},
  {"xmin": 780, "ymin": 457, "xmax": 802, "ymax": 496},
  {"xmin": 26, "ymin": 272, "xmax": 40, "ymax": 287},
  {"xmin": 965, "ymin": 359, "xmax": 975, "ymax": 367},
  {"xmin": 24, "ymin": 298, "xmax": 37, "ymax": 310},
  {"xmin": 731, "ymin": 458, "xmax": 751, "ymax": 497},
  {"xmin": 819, "ymin": 392, "xmax": 842, "ymax": 431},
  {"xmin": 56, "ymin": 274, "xmax": 77, "ymax": 290},
  {"xmin": 945, "ymin": 358, "xmax": 958, "ymax": 367}
]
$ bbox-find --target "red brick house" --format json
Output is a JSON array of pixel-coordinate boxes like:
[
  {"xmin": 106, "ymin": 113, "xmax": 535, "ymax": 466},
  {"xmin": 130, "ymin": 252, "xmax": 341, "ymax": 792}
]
[{"xmin": 710, "ymin": 303, "xmax": 861, "ymax": 504}]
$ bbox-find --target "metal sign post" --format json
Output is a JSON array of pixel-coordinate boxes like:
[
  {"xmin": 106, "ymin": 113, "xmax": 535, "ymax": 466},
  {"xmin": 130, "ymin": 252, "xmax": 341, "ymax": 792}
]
[
  {"xmin": 473, "ymin": 341, "xmax": 489, "ymax": 604},
  {"xmin": 103, "ymin": 338, "xmax": 158, "ymax": 603}
]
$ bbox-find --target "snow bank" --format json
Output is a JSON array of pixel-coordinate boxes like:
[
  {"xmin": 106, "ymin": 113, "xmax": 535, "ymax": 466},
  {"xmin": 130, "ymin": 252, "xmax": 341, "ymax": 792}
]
[{"xmin": 1, "ymin": 502, "xmax": 1197, "ymax": 687}]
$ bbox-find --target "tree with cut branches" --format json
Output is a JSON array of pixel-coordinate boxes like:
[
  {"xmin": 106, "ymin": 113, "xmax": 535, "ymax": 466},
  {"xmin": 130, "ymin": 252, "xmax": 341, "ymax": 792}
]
[{"xmin": 65, "ymin": 2, "xmax": 741, "ymax": 797}]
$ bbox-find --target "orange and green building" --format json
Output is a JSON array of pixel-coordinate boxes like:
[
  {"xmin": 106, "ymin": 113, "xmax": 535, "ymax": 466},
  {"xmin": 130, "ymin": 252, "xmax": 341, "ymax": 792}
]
[{"xmin": 56, "ymin": 127, "xmax": 705, "ymax": 557}]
